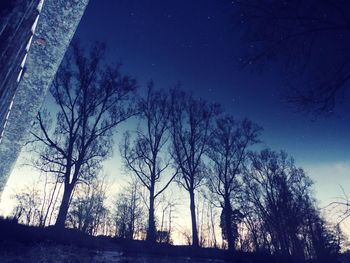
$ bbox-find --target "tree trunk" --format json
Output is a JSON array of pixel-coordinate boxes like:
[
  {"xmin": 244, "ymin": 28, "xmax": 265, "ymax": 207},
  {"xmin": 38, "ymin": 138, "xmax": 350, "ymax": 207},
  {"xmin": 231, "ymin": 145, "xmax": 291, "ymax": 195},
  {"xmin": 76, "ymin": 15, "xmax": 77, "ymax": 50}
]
[
  {"xmin": 224, "ymin": 196, "xmax": 235, "ymax": 252},
  {"xmin": 55, "ymin": 183, "xmax": 74, "ymax": 228},
  {"xmin": 189, "ymin": 189, "xmax": 199, "ymax": 247},
  {"xmin": 43, "ymin": 177, "xmax": 59, "ymax": 226},
  {"xmin": 291, "ymin": 233, "xmax": 305, "ymax": 263},
  {"xmin": 146, "ymin": 187, "xmax": 156, "ymax": 242}
]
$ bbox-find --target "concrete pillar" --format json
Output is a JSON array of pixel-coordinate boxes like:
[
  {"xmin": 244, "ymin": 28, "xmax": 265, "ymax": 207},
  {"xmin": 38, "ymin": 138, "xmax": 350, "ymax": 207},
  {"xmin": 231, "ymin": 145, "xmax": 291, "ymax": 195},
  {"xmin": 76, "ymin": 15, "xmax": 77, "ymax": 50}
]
[{"xmin": 0, "ymin": 0, "xmax": 89, "ymax": 196}]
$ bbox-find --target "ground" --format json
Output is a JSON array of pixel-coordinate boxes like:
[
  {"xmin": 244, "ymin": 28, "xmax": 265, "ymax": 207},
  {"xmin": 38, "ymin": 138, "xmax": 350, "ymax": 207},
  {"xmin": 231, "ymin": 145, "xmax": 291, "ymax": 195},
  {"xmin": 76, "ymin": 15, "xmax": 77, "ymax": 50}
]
[{"xmin": 0, "ymin": 217, "xmax": 309, "ymax": 263}]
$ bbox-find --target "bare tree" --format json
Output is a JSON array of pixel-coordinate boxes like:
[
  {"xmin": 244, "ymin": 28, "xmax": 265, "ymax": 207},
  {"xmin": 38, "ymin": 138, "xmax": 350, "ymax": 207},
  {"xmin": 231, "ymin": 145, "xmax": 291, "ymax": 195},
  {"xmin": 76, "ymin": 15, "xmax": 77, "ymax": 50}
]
[
  {"xmin": 303, "ymin": 207, "xmax": 342, "ymax": 262},
  {"xmin": 196, "ymin": 194, "xmax": 220, "ymax": 248},
  {"xmin": 241, "ymin": 149, "xmax": 341, "ymax": 262},
  {"xmin": 11, "ymin": 175, "xmax": 60, "ymax": 227},
  {"xmin": 170, "ymin": 89, "xmax": 221, "ymax": 247},
  {"xmin": 243, "ymin": 149, "xmax": 311, "ymax": 261},
  {"xmin": 41, "ymin": 175, "xmax": 61, "ymax": 226},
  {"xmin": 30, "ymin": 42, "xmax": 136, "ymax": 228},
  {"xmin": 113, "ymin": 179, "xmax": 146, "ymax": 240},
  {"xmin": 233, "ymin": 0, "xmax": 350, "ymax": 114},
  {"xmin": 324, "ymin": 186, "xmax": 350, "ymax": 224},
  {"xmin": 121, "ymin": 84, "xmax": 177, "ymax": 242},
  {"xmin": 156, "ymin": 195, "xmax": 176, "ymax": 244},
  {"xmin": 67, "ymin": 178, "xmax": 108, "ymax": 235},
  {"xmin": 12, "ymin": 183, "xmax": 42, "ymax": 226},
  {"xmin": 207, "ymin": 116, "xmax": 261, "ymax": 251}
]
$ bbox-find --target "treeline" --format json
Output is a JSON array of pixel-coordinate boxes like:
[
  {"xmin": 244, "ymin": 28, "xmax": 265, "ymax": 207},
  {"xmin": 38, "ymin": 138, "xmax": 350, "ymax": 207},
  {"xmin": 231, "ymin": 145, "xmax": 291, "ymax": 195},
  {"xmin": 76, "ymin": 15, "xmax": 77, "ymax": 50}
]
[{"xmin": 9, "ymin": 43, "xmax": 343, "ymax": 263}]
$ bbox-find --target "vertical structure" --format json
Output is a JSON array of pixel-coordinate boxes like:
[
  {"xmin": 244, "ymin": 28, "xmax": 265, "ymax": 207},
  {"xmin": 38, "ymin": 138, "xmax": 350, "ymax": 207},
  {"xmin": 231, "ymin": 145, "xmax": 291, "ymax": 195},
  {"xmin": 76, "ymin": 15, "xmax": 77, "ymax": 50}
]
[
  {"xmin": 0, "ymin": 0, "xmax": 89, "ymax": 195},
  {"xmin": 0, "ymin": 0, "xmax": 41, "ymax": 142}
]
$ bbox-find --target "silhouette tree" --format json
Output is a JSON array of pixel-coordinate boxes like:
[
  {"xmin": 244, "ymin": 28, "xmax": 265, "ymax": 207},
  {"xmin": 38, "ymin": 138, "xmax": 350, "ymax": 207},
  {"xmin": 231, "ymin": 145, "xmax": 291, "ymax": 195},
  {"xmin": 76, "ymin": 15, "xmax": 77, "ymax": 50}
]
[
  {"xmin": 207, "ymin": 116, "xmax": 261, "ymax": 251},
  {"xmin": 325, "ymin": 186, "xmax": 350, "ymax": 226},
  {"xmin": 170, "ymin": 89, "xmax": 221, "ymax": 247},
  {"xmin": 243, "ymin": 149, "xmax": 312, "ymax": 261},
  {"xmin": 303, "ymin": 207, "xmax": 341, "ymax": 263},
  {"xmin": 67, "ymin": 179, "xmax": 108, "ymax": 235},
  {"xmin": 219, "ymin": 208, "xmax": 243, "ymax": 250},
  {"xmin": 241, "ymin": 149, "xmax": 341, "ymax": 262},
  {"xmin": 113, "ymin": 180, "xmax": 146, "ymax": 239},
  {"xmin": 157, "ymin": 197, "xmax": 176, "ymax": 244},
  {"xmin": 31, "ymin": 42, "xmax": 136, "ymax": 228},
  {"xmin": 11, "ymin": 171, "xmax": 62, "ymax": 227},
  {"xmin": 196, "ymin": 193, "xmax": 220, "ymax": 248},
  {"xmin": 12, "ymin": 183, "xmax": 42, "ymax": 226},
  {"xmin": 234, "ymin": 0, "xmax": 350, "ymax": 114},
  {"xmin": 121, "ymin": 84, "xmax": 177, "ymax": 242}
]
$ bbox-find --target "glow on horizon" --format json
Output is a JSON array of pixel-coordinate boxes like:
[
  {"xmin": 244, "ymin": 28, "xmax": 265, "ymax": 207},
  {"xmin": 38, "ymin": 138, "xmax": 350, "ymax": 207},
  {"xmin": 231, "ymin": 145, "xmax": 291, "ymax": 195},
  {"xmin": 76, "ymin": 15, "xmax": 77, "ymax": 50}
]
[{"xmin": 1, "ymin": 146, "xmax": 350, "ymax": 246}]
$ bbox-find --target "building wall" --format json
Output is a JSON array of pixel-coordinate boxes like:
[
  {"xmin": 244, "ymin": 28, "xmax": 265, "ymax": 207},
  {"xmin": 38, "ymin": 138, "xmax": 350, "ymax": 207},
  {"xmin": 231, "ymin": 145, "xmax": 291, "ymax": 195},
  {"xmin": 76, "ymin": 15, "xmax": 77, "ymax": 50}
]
[
  {"xmin": 0, "ymin": 0, "xmax": 89, "ymax": 196},
  {"xmin": 0, "ymin": 0, "xmax": 40, "ymax": 141}
]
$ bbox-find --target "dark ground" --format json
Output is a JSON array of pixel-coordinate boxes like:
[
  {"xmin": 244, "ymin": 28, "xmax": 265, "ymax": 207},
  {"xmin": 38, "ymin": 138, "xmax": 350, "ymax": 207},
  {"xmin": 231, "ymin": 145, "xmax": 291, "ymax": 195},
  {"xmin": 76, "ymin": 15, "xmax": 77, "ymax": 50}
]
[{"xmin": 0, "ymin": 217, "xmax": 335, "ymax": 263}]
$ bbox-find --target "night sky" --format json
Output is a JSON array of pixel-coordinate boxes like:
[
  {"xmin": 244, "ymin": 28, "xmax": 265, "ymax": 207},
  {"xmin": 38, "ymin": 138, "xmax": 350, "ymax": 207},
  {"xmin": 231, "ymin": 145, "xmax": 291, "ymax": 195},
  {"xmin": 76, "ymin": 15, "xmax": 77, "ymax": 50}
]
[
  {"xmin": 74, "ymin": 0, "xmax": 350, "ymax": 205},
  {"xmin": 75, "ymin": 1, "xmax": 350, "ymax": 161},
  {"xmin": 2, "ymin": 0, "xmax": 350, "ymax": 225}
]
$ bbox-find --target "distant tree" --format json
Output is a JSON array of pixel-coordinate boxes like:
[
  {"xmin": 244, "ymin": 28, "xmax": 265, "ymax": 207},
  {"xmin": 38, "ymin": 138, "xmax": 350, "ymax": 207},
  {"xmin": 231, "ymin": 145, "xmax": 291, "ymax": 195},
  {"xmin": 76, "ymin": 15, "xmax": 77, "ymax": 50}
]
[
  {"xmin": 121, "ymin": 84, "xmax": 177, "ymax": 242},
  {"xmin": 156, "ymin": 196, "xmax": 176, "ymax": 244},
  {"xmin": 170, "ymin": 89, "xmax": 221, "ymax": 247},
  {"xmin": 196, "ymin": 194, "xmax": 220, "ymax": 248},
  {"xmin": 303, "ymin": 208, "xmax": 341, "ymax": 263},
  {"xmin": 243, "ymin": 149, "xmax": 312, "ymax": 261},
  {"xmin": 11, "ymin": 171, "xmax": 62, "ymax": 227},
  {"xmin": 67, "ymin": 179, "xmax": 108, "ymax": 235},
  {"xmin": 113, "ymin": 180, "xmax": 146, "ymax": 240},
  {"xmin": 242, "ymin": 149, "xmax": 341, "ymax": 262},
  {"xmin": 156, "ymin": 230, "xmax": 171, "ymax": 244},
  {"xmin": 12, "ymin": 184, "xmax": 42, "ymax": 226},
  {"xmin": 238, "ymin": 201, "xmax": 269, "ymax": 253},
  {"xmin": 233, "ymin": 0, "xmax": 350, "ymax": 114},
  {"xmin": 180, "ymin": 228, "xmax": 193, "ymax": 246},
  {"xmin": 207, "ymin": 116, "xmax": 261, "ymax": 251},
  {"xmin": 39, "ymin": 174, "xmax": 61, "ymax": 227},
  {"xmin": 30, "ymin": 42, "xmax": 136, "ymax": 228}
]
